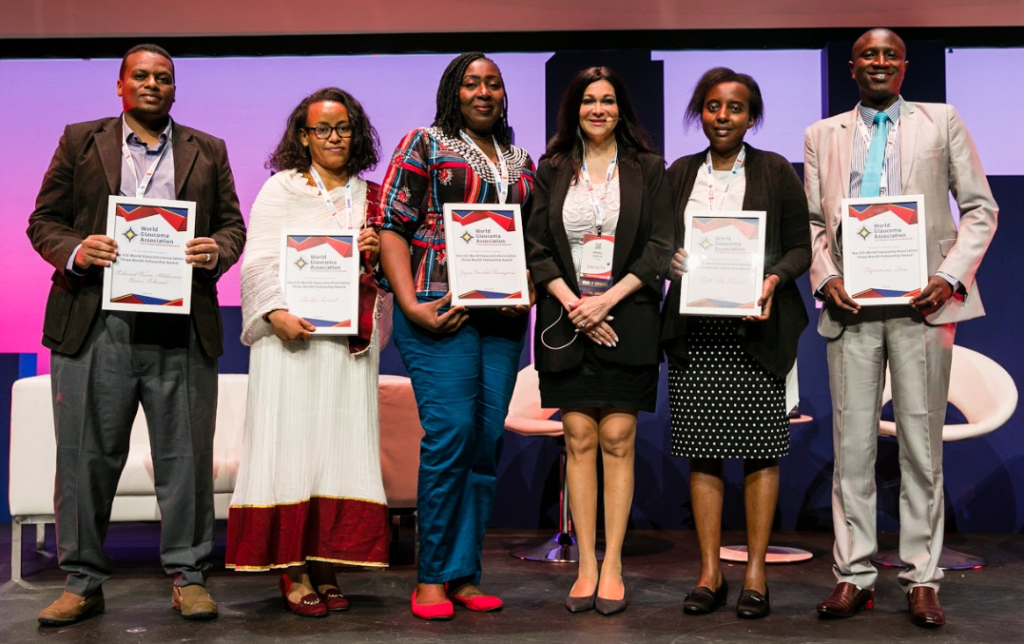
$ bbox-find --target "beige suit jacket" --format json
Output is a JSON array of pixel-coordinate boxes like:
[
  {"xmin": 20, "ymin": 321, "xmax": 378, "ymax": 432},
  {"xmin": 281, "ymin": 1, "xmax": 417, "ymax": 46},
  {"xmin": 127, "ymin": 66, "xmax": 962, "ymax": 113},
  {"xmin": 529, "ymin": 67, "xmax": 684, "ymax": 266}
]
[{"xmin": 804, "ymin": 101, "xmax": 998, "ymax": 338}]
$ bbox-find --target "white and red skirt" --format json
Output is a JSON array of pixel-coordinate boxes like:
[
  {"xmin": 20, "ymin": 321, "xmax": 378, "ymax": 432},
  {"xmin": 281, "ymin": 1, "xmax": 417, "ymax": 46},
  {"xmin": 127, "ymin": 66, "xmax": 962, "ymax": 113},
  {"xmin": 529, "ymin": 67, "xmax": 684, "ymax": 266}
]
[{"xmin": 226, "ymin": 331, "xmax": 389, "ymax": 570}]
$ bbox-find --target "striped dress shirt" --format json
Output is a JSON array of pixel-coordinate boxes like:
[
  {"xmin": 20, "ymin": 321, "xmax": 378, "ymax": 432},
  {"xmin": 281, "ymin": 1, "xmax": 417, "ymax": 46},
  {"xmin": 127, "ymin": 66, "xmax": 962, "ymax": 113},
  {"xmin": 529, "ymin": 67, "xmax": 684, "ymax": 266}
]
[{"xmin": 849, "ymin": 98, "xmax": 903, "ymax": 198}]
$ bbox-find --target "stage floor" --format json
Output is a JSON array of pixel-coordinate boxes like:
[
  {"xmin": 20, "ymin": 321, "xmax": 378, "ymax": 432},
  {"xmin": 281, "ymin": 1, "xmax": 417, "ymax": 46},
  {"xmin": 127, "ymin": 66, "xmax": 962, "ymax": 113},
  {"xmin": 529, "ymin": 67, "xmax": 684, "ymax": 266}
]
[{"xmin": 1, "ymin": 524, "xmax": 1021, "ymax": 643}]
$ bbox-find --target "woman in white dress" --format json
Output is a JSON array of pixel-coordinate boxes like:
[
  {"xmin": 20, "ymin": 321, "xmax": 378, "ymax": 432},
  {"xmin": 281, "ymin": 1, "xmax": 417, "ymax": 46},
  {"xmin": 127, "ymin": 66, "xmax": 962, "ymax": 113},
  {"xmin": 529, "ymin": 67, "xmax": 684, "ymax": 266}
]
[{"xmin": 226, "ymin": 88, "xmax": 390, "ymax": 618}]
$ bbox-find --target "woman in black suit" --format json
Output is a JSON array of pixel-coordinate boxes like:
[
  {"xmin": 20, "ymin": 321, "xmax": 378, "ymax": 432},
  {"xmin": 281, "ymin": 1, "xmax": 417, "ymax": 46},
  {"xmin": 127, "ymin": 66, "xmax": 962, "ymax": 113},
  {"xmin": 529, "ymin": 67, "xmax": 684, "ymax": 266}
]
[
  {"xmin": 525, "ymin": 66, "xmax": 673, "ymax": 616},
  {"xmin": 661, "ymin": 67, "xmax": 810, "ymax": 619}
]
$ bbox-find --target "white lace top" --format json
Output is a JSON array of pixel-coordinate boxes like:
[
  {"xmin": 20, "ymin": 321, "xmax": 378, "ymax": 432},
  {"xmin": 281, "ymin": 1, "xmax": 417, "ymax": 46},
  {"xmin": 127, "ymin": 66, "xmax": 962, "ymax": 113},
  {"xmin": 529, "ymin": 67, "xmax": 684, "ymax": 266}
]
[{"xmin": 562, "ymin": 175, "xmax": 621, "ymax": 277}]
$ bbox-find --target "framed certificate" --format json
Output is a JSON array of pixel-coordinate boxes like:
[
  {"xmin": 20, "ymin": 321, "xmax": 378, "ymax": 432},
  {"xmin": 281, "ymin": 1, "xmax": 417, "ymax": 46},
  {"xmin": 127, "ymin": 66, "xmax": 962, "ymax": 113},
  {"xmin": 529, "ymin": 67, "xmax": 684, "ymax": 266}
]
[
  {"xmin": 841, "ymin": 195, "xmax": 928, "ymax": 306},
  {"xmin": 443, "ymin": 203, "xmax": 530, "ymax": 308},
  {"xmin": 679, "ymin": 211, "xmax": 767, "ymax": 317},
  {"xmin": 279, "ymin": 229, "xmax": 360, "ymax": 335},
  {"xmin": 102, "ymin": 196, "xmax": 196, "ymax": 314}
]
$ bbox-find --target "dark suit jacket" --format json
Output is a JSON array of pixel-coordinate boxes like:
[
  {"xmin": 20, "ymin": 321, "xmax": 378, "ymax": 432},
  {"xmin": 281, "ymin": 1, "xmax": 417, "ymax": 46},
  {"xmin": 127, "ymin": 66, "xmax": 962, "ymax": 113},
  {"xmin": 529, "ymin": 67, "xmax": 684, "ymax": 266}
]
[
  {"xmin": 660, "ymin": 145, "xmax": 811, "ymax": 379},
  {"xmin": 27, "ymin": 117, "xmax": 246, "ymax": 358},
  {"xmin": 526, "ymin": 151, "xmax": 673, "ymax": 372}
]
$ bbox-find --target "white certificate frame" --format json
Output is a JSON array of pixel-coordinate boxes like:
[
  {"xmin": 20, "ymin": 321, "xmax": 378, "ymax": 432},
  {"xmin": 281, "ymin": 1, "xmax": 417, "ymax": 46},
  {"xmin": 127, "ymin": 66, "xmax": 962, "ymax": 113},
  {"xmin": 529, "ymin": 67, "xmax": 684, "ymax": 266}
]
[
  {"xmin": 841, "ymin": 194, "xmax": 928, "ymax": 306},
  {"xmin": 443, "ymin": 203, "xmax": 530, "ymax": 308},
  {"xmin": 679, "ymin": 210, "xmax": 767, "ymax": 317},
  {"xmin": 279, "ymin": 228, "xmax": 360, "ymax": 336},
  {"xmin": 102, "ymin": 196, "xmax": 196, "ymax": 315}
]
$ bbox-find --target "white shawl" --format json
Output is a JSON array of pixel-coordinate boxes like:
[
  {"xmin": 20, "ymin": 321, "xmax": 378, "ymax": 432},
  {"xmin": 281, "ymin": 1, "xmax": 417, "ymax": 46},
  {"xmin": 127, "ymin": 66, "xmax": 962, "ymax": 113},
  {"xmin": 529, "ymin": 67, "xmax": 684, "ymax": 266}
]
[{"xmin": 240, "ymin": 169, "xmax": 372, "ymax": 347}]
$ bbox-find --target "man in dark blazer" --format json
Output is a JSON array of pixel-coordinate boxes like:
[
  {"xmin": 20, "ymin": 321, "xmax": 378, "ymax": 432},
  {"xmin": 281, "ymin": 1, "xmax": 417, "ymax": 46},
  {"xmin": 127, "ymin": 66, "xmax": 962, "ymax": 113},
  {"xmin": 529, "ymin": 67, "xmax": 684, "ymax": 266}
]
[{"xmin": 26, "ymin": 44, "xmax": 246, "ymax": 625}]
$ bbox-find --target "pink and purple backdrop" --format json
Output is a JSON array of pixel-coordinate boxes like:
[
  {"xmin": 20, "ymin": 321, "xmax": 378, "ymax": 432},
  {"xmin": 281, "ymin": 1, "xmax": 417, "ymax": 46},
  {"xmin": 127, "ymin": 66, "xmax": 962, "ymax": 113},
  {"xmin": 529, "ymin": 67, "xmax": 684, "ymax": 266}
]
[{"xmin": 4, "ymin": 49, "xmax": 1018, "ymax": 365}]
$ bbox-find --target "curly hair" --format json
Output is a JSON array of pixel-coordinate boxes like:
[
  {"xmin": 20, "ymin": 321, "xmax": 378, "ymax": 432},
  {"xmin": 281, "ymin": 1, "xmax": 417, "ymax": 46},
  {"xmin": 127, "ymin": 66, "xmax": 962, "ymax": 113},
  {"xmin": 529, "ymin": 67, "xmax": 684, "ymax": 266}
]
[
  {"xmin": 545, "ymin": 66, "xmax": 655, "ymax": 175},
  {"xmin": 432, "ymin": 52, "xmax": 512, "ymax": 147},
  {"xmin": 267, "ymin": 87, "xmax": 380, "ymax": 176},
  {"xmin": 683, "ymin": 67, "xmax": 765, "ymax": 132}
]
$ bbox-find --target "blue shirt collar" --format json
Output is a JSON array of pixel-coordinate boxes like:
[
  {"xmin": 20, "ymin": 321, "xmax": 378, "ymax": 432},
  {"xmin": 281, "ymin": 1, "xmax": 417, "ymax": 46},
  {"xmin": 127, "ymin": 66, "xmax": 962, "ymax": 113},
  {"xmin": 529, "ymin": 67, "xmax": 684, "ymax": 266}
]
[{"xmin": 121, "ymin": 114, "xmax": 173, "ymax": 152}]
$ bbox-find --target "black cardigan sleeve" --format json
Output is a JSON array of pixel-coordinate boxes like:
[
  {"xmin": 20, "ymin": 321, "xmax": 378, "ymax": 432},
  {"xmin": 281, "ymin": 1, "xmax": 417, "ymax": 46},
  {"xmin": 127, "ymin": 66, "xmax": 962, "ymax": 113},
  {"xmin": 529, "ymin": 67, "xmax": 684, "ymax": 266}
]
[{"xmin": 764, "ymin": 154, "xmax": 811, "ymax": 288}]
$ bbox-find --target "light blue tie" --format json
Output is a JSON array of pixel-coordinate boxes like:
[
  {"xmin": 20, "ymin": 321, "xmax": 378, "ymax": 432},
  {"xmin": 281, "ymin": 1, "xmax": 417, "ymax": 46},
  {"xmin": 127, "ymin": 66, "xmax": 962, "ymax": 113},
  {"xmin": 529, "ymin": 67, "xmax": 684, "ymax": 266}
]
[{"xmin": 860, "ymin": 111, "xmax": 890, "ymax": 197}]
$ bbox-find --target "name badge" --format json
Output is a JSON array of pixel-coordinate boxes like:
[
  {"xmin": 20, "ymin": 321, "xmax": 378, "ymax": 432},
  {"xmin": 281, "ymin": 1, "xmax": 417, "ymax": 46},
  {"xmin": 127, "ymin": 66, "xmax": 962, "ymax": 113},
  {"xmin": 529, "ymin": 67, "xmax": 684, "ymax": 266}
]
[{"xmin": 579, "ymin": 233, "xmax": 614, "ymax": 297}]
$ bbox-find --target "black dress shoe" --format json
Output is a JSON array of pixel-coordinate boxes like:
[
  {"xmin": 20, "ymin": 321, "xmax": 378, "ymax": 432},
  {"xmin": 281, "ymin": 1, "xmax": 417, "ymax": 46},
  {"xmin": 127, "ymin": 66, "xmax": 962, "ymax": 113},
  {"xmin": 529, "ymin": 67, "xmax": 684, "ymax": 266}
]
[
  {"xmin": 737, "ymin": 587, "xmax": 770, "ymax": 619},
  {"xmin": 683, "ymin": 577, "xmax": 729, "ymax": 615}
]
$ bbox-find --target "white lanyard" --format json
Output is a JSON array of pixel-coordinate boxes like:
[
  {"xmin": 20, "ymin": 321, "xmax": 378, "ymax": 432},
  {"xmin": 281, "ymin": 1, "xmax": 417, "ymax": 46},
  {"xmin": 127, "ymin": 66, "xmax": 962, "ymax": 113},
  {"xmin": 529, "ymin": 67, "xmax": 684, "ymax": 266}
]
[
  {"xmin": 705, "ymin": 144, "xmax": 745, "ymax": 211},
  {"xmin": 460, "ymin": 131, "xmax": 509, "ymax": 204},
  {"xmin": 856, "ymin": 113, "xmax": 900, "ymax": 195},
  {"xmin": 308, "ymin": 166, "xmax": 355, "ymax": 229},
  {"xmin": 121, "ymin": 132, "xmax": 170, "ymax": 198},
  {"xmin": 580, "ymin": 144, "xmax": 618, "ymax": 237}
]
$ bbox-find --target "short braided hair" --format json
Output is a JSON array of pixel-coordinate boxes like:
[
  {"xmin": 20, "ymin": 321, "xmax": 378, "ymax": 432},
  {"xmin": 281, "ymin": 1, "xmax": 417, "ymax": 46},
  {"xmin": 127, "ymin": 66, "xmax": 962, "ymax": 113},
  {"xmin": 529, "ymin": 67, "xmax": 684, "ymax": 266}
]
[{"xmin": 432, "ymin": 52, "xmax": 512, "ymax": 146}]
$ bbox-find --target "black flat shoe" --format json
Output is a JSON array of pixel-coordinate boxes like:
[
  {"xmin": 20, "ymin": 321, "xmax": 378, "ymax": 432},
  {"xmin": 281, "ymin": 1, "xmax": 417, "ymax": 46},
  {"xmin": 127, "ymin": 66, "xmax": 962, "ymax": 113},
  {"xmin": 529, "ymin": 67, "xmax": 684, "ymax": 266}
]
[
  {"xmin": 737, "ymin": 587, "xmax": 770, "ymax": 619},
  {"xmin": 683, "ymin": 577, "xmax": 729, "ymax": 615}
]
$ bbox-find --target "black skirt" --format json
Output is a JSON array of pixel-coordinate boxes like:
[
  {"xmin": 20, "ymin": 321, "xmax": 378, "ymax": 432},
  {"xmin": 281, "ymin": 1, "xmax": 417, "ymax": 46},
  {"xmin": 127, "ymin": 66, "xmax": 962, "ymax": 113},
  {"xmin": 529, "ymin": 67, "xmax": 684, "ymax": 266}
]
[
  {"xmin": 668, "ymin": 316, "xmax": 788, "ymax": 459},
  {"xmin": 539, "ymin": 343, "xmax": 659, "ymax": 412}
]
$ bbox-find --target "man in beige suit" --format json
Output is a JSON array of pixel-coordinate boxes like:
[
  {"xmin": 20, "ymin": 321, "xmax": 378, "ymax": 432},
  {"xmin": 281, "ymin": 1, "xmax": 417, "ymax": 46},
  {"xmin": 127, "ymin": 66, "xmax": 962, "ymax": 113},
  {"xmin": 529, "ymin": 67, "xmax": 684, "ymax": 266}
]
[{"xmin": 805, "ymin": 28, "xmax": 997, "ymax": 628}]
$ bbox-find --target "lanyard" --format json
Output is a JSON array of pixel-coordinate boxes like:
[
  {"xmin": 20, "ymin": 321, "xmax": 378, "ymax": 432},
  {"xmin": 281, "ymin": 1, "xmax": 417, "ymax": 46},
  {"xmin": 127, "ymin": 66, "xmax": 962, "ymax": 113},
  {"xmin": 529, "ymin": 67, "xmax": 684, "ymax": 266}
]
[
  {"xmin": 121, "ymin": 131, "xmax": 171, "ymax": 198},
  {"xmin": 308, "ymin": 166, "xmax": 355, "ymax": 229},
  {"xmin": 580, "ymin": 143, "xmax": 618, "ymax": 237},
  {"xmin": 460, "ymin": 130, "xmax": 509, "ymax": 204},
  {"xmin": 705, "ymin": 144, "xmax": 745, "ymax": 211},
  {"xmin": 856, "ymin": 113, "xmax": 900, "ymax": 195}
]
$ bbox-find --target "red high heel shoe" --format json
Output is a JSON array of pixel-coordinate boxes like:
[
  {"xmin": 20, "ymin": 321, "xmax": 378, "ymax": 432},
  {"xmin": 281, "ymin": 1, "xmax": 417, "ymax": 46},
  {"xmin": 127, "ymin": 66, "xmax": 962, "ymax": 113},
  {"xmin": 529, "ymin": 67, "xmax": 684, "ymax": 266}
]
[
  {"xmin": 410, "ymin": 589, "xmax": 454, "ymax": 620},
  {"xmin": 279, "ymin": 575, "xmax": 327, "ymax": 618}
]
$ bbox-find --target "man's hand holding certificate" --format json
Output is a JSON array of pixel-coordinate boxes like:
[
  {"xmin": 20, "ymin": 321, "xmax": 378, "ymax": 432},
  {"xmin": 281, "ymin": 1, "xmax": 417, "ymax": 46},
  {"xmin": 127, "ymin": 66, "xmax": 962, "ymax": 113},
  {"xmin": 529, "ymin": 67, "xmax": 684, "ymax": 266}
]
[
  {"xmin": 102, "ymin": 196, "xmax": 196, "ymax": 314},
  {"xmin": 840, "ymin": 195, "xmax": 928, "ymax": 306}
]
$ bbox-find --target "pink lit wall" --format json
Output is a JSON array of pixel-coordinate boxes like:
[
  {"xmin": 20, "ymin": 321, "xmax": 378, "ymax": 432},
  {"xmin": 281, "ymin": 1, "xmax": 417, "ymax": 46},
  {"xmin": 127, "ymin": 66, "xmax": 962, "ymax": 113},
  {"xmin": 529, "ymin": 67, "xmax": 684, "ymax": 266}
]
[
  {"xmin": 0, "ymin": 53, "xmax": 551, "ymax": 356},
  {"xmin": 654, "ymin": 50, "xmax": 821, "ymax": 164},
  {"xmin": 946, "ymin": 48, "xmax": 1024, "ymax": 177},
  {"xmin": 4, "ymin": 49, "xmax": 1019, "ymax": 362}
]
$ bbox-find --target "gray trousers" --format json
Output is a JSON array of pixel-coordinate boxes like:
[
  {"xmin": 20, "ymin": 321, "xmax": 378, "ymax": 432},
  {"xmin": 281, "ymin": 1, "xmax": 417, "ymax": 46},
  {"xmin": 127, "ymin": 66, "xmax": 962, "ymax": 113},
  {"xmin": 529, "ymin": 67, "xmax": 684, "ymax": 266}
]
[
  {"xmin": 50, "ymin": 311, "xmax": 218, "ymax": 595},
  {"xmin": 826, "ymin": 306, "xmax": 954, "ymax": 592}
]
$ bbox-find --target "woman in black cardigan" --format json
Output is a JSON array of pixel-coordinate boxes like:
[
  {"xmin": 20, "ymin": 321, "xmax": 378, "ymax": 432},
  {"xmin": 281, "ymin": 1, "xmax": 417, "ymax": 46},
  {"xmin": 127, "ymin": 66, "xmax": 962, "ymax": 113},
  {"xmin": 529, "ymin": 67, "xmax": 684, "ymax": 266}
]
[
  {"xmin": 661, "ymin": 68, "xmax": 810, "ymax": 619},
  {"xmin": 526, "ymin": 66, "xmax": 673, "ymax": 616}
]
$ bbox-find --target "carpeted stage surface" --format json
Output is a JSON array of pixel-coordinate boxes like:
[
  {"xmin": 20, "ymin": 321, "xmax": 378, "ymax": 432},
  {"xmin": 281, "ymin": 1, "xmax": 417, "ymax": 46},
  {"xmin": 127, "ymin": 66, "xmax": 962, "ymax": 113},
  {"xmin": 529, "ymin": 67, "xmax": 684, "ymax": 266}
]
[{"xmin": 2, "ymin": 524, "xmax": 1021, "ymax": 643}]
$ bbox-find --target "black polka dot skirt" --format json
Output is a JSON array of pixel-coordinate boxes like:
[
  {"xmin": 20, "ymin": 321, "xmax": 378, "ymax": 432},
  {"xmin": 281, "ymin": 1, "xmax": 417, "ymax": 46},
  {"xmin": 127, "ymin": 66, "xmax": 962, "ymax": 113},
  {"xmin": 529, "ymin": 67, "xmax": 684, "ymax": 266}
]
[{"xmin": 668, "ymin": 316, "xmax": 789, "ymax": 459}]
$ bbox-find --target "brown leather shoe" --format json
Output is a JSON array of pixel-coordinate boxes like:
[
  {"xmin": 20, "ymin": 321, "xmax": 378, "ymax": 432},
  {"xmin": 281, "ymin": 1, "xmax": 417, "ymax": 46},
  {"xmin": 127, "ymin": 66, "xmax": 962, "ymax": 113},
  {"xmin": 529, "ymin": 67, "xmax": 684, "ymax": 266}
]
[
  {"xmin": 817, "ymin": 582, "xmax": 874, "ymax": 618},
  {"xmin": 172, "ymin": 584, "xmax": 218, "ymax": 621},
  {"xmin": 38, "ymin": 591, "xmax": 105, "ymax": 626},
  {"xmin": 908, "ymin": 586, "xmax": 945, "ymax": 628}
]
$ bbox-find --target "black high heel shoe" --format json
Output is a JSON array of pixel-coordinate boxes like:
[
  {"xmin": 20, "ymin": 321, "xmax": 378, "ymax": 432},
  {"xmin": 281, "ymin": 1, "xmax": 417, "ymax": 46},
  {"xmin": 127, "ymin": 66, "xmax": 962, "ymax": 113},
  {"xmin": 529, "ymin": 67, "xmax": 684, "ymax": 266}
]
[
  {"xmin": 683, "ymin": 576, "xmax": 729, "ymax": 615},
  {"xmin": 595, "ymin": 587, "xmax": 628, "ymax": 616},
  {"xmin": 737, "ymin": 586, "xmax": 770, "ymax": 619},
  {"xmin": 565, "ymin": 588, "xmax": 598, "ymax": 613}
]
